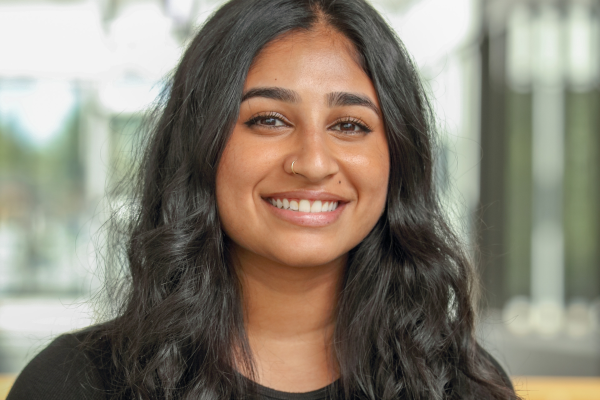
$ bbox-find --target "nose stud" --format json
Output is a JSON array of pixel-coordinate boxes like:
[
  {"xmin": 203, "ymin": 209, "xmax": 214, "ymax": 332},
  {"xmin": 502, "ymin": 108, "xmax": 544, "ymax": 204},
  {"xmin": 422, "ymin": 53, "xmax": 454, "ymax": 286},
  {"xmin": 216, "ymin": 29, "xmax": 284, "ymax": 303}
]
[{"xmin": 291, "ymin": 160, "xmax": 297, "ymax": 175}]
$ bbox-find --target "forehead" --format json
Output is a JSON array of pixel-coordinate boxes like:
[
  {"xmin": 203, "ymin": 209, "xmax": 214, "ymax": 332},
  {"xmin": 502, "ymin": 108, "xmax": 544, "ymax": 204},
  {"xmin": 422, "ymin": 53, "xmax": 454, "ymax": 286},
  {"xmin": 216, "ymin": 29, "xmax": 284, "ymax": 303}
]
[
  {"xmin": 245, "ymin": 27, "xmax": 375, "ymax": 98},
  {"xmin": 253, "ymin": 26, "xmax": 364, "ymax": 67}
]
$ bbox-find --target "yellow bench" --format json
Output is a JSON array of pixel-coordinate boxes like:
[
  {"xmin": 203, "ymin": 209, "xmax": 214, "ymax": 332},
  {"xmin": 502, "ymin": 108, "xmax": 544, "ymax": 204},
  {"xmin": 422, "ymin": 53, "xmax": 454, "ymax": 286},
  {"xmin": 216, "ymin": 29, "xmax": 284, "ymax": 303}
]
[
  {"xmin": 513, "ymin": 377, "xmax": 600, "ymax": 400},
  {"xmin": 1, "ymin": 375, "xmax": 599, "ymax": 399},
  {"xmin": 0, "ymin": 376, "xmax": 14, "ymax": 400}
]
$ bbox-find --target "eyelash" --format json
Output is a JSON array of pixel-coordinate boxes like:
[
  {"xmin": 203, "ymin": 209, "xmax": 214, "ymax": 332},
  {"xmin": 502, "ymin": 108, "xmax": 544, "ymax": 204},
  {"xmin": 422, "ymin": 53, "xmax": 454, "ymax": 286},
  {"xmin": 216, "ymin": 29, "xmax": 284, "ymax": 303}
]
[
  {"xmin": 245, "ymin": 112, "xmax": 289, "ymax": 128},
  {"xmin": 334, "ymin": 116, "xmax": 373, "ymax": 134},
  {"xmin": 244, "ymin": 112, "xmax": 373, "ymax": 134}
]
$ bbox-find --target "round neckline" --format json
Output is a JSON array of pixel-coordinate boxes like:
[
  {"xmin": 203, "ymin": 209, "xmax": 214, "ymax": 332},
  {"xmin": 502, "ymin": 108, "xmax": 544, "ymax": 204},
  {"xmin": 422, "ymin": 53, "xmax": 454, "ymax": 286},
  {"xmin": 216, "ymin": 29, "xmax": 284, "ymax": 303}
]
[{"xmin": 254, "ymin": 379, "xmax": 339, "ymax": 400}]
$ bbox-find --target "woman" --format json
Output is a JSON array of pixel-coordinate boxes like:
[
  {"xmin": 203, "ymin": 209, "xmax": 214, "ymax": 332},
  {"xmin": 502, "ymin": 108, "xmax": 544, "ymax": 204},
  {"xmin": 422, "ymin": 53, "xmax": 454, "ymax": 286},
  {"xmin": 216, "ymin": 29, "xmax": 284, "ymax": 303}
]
[{"xmin": 8, "ymin": 0, "xmax": 517, "ymax": 399}]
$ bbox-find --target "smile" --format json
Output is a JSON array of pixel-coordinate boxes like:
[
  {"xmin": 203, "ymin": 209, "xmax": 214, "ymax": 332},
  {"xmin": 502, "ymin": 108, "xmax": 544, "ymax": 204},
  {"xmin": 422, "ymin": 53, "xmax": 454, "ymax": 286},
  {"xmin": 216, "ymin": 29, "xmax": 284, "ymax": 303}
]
[{"xmin": 267, "ymin": 198, "xmax": 339, "ymax": 213}]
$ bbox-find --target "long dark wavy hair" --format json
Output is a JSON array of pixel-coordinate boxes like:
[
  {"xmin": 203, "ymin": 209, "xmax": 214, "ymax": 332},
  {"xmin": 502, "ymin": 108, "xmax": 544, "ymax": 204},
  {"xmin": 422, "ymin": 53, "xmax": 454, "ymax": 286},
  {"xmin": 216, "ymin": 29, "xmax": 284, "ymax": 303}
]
[{"xmin": 86, "ymin": 0, "xmax": 517, "ymax": 399}]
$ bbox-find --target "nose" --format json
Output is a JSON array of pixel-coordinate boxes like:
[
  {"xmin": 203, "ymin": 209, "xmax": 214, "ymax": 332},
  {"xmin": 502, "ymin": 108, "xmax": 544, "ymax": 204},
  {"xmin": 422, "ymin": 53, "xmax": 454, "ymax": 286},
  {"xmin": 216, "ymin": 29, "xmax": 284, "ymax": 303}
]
[{"xmin": 288, "ymin": 128, "xmax": 339, "ymax": 182}]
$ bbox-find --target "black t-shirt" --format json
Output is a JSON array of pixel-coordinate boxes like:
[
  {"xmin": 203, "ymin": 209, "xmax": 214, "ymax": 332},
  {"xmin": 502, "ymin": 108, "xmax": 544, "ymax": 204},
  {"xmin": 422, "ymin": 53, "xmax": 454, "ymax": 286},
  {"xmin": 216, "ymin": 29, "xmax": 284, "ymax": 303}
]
[
  {"xmin": 6, "ymin": 332, "xmax": 512, "ymax": 400},
  {"xmin": 5, "ymin": 333, "xmax": 334, "ymax": 400}
]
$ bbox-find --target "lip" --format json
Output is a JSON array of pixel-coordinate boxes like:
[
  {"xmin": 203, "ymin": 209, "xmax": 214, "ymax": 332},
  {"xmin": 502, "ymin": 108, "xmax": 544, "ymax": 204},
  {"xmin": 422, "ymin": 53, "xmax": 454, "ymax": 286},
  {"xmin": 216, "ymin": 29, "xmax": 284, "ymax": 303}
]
[
  {"xmin": 262, "ymin": 190, "xmax": 348, "ymax": 203},
  {"xmin": 262, "ymin": 197, "xmax": 346, "ymax": 227}
]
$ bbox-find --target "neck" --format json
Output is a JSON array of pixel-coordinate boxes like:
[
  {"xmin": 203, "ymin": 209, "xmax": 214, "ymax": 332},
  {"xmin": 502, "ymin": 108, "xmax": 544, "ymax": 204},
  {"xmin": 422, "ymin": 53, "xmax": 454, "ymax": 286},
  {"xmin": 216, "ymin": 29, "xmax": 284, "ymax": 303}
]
[{"xmin": 233, "ymin": 244, "xmax": 346, "ymax": 391}]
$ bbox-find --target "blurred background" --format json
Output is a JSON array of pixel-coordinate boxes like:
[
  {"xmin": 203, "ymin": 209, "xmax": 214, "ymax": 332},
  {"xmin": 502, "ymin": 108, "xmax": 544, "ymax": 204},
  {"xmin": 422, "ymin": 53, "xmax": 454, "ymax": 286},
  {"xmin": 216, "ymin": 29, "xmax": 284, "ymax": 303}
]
[{"xmin": 0, "ymin": 0, "xmax": 598, "ymax": 394}]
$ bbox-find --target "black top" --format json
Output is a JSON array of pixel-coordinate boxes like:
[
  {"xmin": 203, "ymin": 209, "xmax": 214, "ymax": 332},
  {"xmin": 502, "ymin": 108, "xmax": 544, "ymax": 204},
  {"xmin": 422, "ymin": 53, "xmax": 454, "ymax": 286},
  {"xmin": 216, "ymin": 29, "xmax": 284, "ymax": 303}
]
[{"xmin": 7, "ymin": 332, "xmax": 512, "ymax": 400}]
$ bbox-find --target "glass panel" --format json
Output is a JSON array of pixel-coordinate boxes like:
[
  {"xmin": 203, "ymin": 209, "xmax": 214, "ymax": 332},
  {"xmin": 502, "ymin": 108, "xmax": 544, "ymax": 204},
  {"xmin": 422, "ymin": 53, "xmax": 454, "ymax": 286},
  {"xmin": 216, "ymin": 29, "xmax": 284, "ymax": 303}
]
[{"xmin": 0, "ymin": 79, "xmax": 85, "ymax": 296}]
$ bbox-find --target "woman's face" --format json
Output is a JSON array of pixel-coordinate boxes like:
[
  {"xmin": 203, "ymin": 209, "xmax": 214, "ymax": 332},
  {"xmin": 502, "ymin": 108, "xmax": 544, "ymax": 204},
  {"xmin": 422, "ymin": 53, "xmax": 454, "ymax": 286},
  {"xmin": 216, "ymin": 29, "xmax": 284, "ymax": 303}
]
[{"xmin": 216, "ymin": 27, "xmax": 389, "ymax": 268}]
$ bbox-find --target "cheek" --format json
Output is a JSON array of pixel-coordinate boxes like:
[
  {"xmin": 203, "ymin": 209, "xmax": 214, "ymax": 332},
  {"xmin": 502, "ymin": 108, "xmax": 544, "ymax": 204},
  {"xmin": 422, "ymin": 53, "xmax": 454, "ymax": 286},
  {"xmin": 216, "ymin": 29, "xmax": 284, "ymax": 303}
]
[
  {"xmin": 217, "ymin": 133, "xmax": 258, "ymax": 200},
  {"xmin": 354, "ymin": 139, "xmax": 390, "ymax": 207},
  {"xmin": 350, "ymin": 144, "xmax": 389, "ymax": 235},
  {"xmin": 216, "ymin": 137, "xmax": 252, "ymax": 236},
  {"xmin": 215, "ymin": 130, "xmax": 280, "ymax": 237},
  {"xmin": 216, "ymin": 144, "xmax": 242, "ymax": 214},
  {"xmin": 363, "ymin": 165, "xmax": 389, "ymax": 217}
]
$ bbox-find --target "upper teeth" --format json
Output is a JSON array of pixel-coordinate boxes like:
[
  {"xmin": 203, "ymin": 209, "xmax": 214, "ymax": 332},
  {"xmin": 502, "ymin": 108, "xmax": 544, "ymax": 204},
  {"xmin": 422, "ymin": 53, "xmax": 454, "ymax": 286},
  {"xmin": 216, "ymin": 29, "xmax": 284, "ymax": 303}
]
[{"xmin": 268, "ymin": 198, "xmax": 338, "ymax": 212}]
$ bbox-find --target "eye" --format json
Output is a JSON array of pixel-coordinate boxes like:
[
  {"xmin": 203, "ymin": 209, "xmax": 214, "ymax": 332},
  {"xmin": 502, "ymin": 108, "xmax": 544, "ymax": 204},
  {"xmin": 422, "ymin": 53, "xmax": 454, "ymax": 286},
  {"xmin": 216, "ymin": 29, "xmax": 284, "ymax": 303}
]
[
  {"xmin": 245, "ymin": 112, "xmax": 289, "ymax": 128},
  {"xmin": 330, "ymin": 118, "xmax": 372, "ymax": 134}
]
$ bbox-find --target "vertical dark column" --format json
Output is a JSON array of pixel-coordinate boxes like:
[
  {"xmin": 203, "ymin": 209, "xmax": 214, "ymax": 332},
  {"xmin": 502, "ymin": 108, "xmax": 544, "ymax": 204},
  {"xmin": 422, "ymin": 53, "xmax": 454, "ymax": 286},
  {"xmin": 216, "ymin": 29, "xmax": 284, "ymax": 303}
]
[
  {"xmin": 564, "ymin": 90, "xmax": 600, "ymax": 301},
  {"xmin": 504, "ymin": 89, "xmax": 532, "ymax": 299},
  {"xmin": 478, "ymin": 25, "xmax": 508, "ymax": 308}
]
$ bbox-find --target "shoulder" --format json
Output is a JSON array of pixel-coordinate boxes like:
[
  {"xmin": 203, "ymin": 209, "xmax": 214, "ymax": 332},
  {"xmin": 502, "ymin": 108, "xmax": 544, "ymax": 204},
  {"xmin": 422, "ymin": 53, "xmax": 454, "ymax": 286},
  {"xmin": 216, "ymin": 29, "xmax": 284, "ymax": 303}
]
[{"xmin": 7, "ymin": 331, "xmax": 108, "ymax": 400}]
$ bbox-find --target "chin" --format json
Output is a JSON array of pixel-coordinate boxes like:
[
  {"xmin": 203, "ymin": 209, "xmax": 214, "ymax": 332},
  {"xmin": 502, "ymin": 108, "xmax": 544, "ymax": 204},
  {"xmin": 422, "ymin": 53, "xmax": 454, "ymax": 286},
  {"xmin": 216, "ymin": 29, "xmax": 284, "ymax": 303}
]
[{"xmin": 267, "ymin": 245, "xmax": 349, "ymax": 268}]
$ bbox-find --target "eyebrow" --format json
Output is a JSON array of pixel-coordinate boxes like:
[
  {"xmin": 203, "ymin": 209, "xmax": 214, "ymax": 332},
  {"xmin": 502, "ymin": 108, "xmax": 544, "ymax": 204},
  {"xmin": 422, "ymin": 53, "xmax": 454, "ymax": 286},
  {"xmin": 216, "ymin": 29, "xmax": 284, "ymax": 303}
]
[
  {"xmin": 327, "ymin": 91, "xmax": 380, "ymax": 116},
  {"xmin": 241, "ymin": 87, "xmax": 300, "ymax": 103},
  {"xmin": 241, "ymin": 86, "xmax": 380, "ymax": 116}
]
